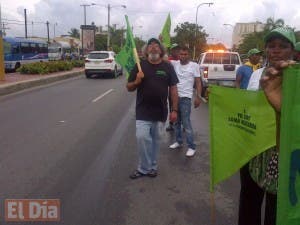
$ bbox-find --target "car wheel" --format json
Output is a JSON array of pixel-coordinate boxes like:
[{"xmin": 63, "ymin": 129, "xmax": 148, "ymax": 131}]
[
  {"xmin": 15, "ymin": 62, "xmax": 21, "ymax": 71},
  {"xmin": 85, "ymin": 73, "xmax": 91, "ymax": 79},
  {"xmin": 112, "ymin": 67, "xmax": 118, "ymax": 78}
]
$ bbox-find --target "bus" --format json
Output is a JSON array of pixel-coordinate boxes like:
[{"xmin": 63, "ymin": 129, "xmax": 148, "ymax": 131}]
[
  {"xmin": 3, "ymin": 37, "xmax": 48, "ymax": 71},
  {"xmin": 48, "ymin": 41, "xmax": 71, "ymax": 61}
]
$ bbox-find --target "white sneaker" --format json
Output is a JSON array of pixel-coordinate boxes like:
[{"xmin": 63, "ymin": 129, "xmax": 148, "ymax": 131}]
[
  {"xmin": 169, "ymin": 142, "xmax": 182, "ymax": 149},
  {"xmin": 186, "ymin": 148, "xmax": 196, "ymax": 157}
]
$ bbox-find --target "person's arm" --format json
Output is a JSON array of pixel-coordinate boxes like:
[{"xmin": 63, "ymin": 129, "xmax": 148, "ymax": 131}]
[
  {"xmin": 260, "ymin": 61, "xmax": 295, "ymax": 112},
  {"xmin": 194, "ymin": 77, "xmax": 202, "ymax": 108},
  {"xmin": 235, "ymin": 74, "xmax": 242, "ymax": 88},
  {"xmin": 235, "ymin": 66, "xmax": 243, "ymax": 88},
  {"xmin": 169, "ymin": 85, "xmax": 178, "ymax": 122},
  {"xmin": 126, "ymin": 71, "xmax": 144, "ymax": 92},
  {"xmin": 260, "ymin": 72, "xmax": 282, "ymax": 113}
]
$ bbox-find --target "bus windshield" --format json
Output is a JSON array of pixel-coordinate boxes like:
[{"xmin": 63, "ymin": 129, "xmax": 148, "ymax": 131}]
[{"xmin": 48, "ymin": 48, "xmax": 61, "ymax": 53}]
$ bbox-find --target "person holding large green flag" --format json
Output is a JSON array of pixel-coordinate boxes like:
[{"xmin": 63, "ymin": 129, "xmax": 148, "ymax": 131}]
[
  {"xmin": 126, "ymin": 38, "xmax": 179, "ymax": 179},
  {"xmin": 239, "ymin": 27, "xmax": 296, "ymax": 225}
]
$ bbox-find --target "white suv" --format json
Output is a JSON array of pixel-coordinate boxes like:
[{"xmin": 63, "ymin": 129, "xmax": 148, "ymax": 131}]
[
  {"xmin": 84, "ymin": 51, "xmax": 122, "ymax": 78},
  {"xmin": 198, "ymin": 50, "xmax": 242, "ymax": 89}
]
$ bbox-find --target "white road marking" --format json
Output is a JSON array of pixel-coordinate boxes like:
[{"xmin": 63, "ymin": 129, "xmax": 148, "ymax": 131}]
[{"xmin": 92, "ymin": 89, "xmax": 114, "ymax": 103}]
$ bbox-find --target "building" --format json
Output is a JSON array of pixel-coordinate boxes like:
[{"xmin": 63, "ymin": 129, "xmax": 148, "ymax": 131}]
[{"xmin": 232, "ymin": 22, "xmax": 265, "ymax": 48}]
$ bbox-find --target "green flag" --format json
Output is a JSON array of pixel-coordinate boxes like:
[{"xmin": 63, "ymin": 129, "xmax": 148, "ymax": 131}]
[
  {"xmin": 160, "ymin": 13, "xmax": 171, "ymax": 48},
  {"xmin": 209, "ymin": 85, "xmax": 276, "ymax": 191},
  {"xmin": 115, "ymin": 15, "xmax": 138, "ymax": 79},
  {"xmin": 277, "ymin": 64, "xmax": 300, "ymax": 225}
]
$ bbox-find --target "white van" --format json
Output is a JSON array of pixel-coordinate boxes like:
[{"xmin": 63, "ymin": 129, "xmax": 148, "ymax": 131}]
[{"xmin": 198, "ymin": 50, "xmax": 242, "ymax": 89}]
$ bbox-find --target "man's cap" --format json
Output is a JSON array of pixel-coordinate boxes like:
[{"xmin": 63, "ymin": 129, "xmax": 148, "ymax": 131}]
[
  {"xmin": 295, "ymin": 42, "xmax": 300, "ymax": 52},
  {"xmin": 264, "ymin": 27, "xmax": 296, "ymax": 47},
  {"xmin": 147, "ymin": 38, "xmax": 161, "ymax": 46},
  {"xmin": 170, "ymin": 43, "xmax": 179, "ymax": 49},
  {"xmin": 247, "ymin": 48, "xmax": 262, "ymax": 57}
]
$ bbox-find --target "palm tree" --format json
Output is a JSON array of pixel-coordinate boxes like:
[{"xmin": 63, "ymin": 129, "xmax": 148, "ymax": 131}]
[
  {"xmin": 264, "ymin": 17, "xmax": 285, "ymax": 31},
  {"xmin": 68, "ymin": 28, "xmax": 80, "ymax": 38}
]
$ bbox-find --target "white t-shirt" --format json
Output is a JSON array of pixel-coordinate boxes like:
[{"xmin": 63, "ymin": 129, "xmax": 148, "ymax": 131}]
[
  {"xmin": 247, "ymin": 67, "xmax": 265, "ymax": 91},
  {"xmin": 171, "ymin": 60, "xmax": 200, "ymax": 98}
]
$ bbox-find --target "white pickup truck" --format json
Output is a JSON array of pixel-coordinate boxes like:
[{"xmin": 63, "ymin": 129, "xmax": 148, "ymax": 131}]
[{"xmin": 198, "ymin": 50, "xmax": 242, "ymax": 90}]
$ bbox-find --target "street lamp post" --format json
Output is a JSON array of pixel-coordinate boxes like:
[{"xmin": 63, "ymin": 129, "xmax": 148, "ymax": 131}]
[
  {"xmin": 53, "ymin": 22, "xmax": 57, "ymax": 39},
  {"xmin": 91, "ymin": 3, "xmax": 126, "ymax": 50},
  {"xmin": 223, "ymin": 23, "xmax": 234, "ymax": 49},
  {"xmin": 193, "ymin": 2, "xmax": 213, "ymax": 60}
]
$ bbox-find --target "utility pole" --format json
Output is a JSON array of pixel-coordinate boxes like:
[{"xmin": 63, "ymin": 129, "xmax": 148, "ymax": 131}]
[
  {"xmin": 46, "ymin": 21, "xmax": 50, "ymax": 43},
  {"xmin": 31, "ymin": 21, "xmax": 34, "ymax": 37},
  {"xmin": 24, "ymin": 8, "xmax": 28, "ymax": 38},
  {"xmin": 0, "ymin": 3, "xmax": 5, "ymax": 81},
  {"xmin": 80, "ymin": 4, "xmax": 90, "ymax": 25},
  {"xmin": 107, "ymin": 4, "xmax": 111, "ymax": 50},
  {"xmin": 53, "ymin": 22, "xmax": 57, "ymax": 39}
]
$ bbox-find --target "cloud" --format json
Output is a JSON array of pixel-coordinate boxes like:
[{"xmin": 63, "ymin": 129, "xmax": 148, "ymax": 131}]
[{"xmin": 3, "ymin": 0, "xmax": 300, "ymax": 46}]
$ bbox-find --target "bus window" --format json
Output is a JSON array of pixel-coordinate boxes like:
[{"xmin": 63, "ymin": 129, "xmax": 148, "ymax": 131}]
[
  {"xmin": 20, "ymin": 43, "xmax": 30, "ymax": 54},
  {"xmin": 41, "ymin": 44, "xmax": 48, "ymax": 53},
  {"xmin": 30, "ymin": 43, "xmax": 38, "ymax": 53}
]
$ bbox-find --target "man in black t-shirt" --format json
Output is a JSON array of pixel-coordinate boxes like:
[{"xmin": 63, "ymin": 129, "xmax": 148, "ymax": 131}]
[{"xmin": 127, "ymin": 38, "xmax": 179, "ymax": 179}]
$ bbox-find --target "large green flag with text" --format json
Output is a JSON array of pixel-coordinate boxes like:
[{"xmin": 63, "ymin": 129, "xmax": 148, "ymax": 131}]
[
  {"xmin": 209, "ymin": 85, "xmax": 276, "ymax": 191},
  {"xmin": 160, "ymin": 13, "xmax": 171, "ymax": 48},
  {"xmin": 115, "ymin": 15, "xmax": 137, "ymax": 79},
  {"xmin": 277, "ymin": 64, "xmax": 300, "ymax": 225}
]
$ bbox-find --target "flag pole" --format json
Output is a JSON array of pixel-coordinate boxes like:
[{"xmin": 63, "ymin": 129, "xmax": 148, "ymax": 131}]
[
  {"xmin": 210, "ymin": 192, "xmax": 216, "ymax": 225},
  {"xmin": 125, "ymin": 15, "xmax": 142, "ymax": 73},
  {"xmin": 133, "ymin": 48, "xmax": 142, "ymax": 72}
]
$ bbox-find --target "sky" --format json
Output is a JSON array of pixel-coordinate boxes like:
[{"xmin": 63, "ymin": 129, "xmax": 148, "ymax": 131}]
[{"xmin": 1, "ymin": 0, "xmax": 300, "ymax": 47}]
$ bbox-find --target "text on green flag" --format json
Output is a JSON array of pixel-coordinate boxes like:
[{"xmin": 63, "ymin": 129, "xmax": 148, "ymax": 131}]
[{"xmin": 209, "ymin": 85, "xmax": 276, "ymax": 191}]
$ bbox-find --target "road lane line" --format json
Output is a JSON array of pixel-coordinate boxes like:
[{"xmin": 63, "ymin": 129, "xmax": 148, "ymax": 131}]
[{"xmin": 92, "ymin": 89, "xmax": 114, "ymax": 103}]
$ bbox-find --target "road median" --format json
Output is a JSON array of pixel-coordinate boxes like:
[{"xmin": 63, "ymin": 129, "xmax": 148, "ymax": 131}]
[{"xmin": 0, "ymin": 68, "xmax": 84, "ymax": 96}]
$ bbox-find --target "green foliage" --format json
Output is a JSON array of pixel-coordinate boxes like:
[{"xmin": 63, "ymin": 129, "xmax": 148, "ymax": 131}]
[
  {"xmin": 71, "ymin": 60, "xmax": 84, "ymax": 67},
  {"xmin": 264, "ymin": 18, "xmax": 284, "ymax": 32},
  {"xmin": 173, "ymin": 22, "xmax": 208, "ymax": 56},
  {"xmin": 68, "ymin": 28, "xmax": 80, "ymax": 38},
  {"xmin": 95, "ymin": 35, "xmax": 107, "ymax": 50},
  {"xmin": 237, "ymin": 32, "xmax": 266, "ymax": 56},
  {"xmin": 236, "ymin": 17, "xmax": 295, "ymax": 56},
  {"xmin": 17, "ymin": 61, "xmax": 75, "ymax": 74}
]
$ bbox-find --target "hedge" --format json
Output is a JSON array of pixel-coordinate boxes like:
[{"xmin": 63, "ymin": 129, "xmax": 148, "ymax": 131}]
[{"xmin": 17, "ymin": 60, "xmax": 84, "ymax": 74}]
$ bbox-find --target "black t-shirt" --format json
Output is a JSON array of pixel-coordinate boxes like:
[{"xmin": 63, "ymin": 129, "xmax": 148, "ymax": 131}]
[{"xmin": 128, "ymin": 59, "xmax": 178, "ymax": 122}]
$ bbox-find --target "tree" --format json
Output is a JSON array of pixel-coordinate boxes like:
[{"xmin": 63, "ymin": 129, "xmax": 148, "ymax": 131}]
[
  {"xmin": 95, "ymin": 35, "xmax": 107, "ymax": 51},
  {"xmin": 68, "ymin": 28, "xmax": 80, "ymax": 39},
  {"xmin": 173, "ymin": 22, "xmax": 208, "ymax": 58},
  {"xmin": 237, "ymin": 32, "xmax": 265, "ymax": 57},
  {"xmin": 264, "ymin": 17, "xmax": 284, "ymax": 32},
  {"xmin": 237, "ymin": 18, "xmax": 290, "ymax": 56}
]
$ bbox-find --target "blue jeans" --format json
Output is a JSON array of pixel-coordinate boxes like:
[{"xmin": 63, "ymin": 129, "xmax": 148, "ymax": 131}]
[
  {"xmin": 175, "ymin": 97, "xmax": 196, "ymax": 150},
  {"xmin": 136, "ymin": 120, "xmax": 163, "ymax": 174}
]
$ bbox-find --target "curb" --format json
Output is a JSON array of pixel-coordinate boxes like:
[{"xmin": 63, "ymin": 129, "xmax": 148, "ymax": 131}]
[{"xmin": 0, "ymin": 69, "xmax": 84, "ymax": 96}]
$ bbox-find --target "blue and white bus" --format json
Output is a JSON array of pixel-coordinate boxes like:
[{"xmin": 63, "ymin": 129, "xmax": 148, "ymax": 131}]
[{"xmin": 3, "ymin": 37, "xmax": 48, "ymax": 71}]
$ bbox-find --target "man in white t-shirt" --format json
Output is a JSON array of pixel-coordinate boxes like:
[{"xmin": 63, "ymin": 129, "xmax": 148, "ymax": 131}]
[{"xmin": 169, "ymin": 46, "xmax": 202, "ymax": 157}]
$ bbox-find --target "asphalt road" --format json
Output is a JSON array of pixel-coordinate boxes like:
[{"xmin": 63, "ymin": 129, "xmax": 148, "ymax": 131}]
[{"xmin": 0, "ymin": 74, "xmax": 239, "ymax": 225}]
